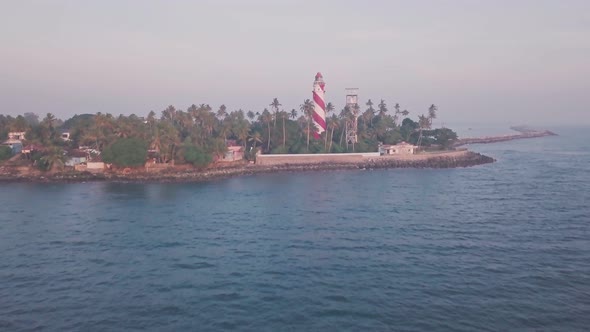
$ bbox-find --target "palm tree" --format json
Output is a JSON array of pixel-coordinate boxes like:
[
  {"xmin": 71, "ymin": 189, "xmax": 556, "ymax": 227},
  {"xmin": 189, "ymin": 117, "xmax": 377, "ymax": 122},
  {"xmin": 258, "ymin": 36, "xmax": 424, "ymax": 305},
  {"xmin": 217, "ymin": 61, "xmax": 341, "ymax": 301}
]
[
  {"xmin": 417, "ymin": 114, "xmax": 430, "ymax": 148},
  {"xmin": 216, "ymin": 104, "xmax": 228, "ymax": 119},
  {"xmin": 324, "ymin": 102, "xmax": 335, "ymax": 150},
  {"xmin": 41, "ymin": 146, "xmax": 65, "ymax": 172},
  {"xmin": 260, "ymin": 109, "xmax": 272, "ymax": 151},
  {"xmin": 339, "ymin": 107, "xmax": 352, "ymax": 147},
  {"xmin": 428, "ymin": 104, "xmax": 438, "ymax": 127},
  {"xmin": 40, "ymin": 113, "xmax": 57, "ymax": 143},
  {"xmin": 270, "ymin": 98, "xmax": 281, "ymax": 127},
  {"xmin": 393, "ymin": 103, "xmax": 401, "ymax": 126},
  {"xmin": 248, "ymin": 131, "xmax": 263, "ymax": 149},
  {"xmin": 377, "ymin": 99, "xmax": 388, "ymax": 118},
  {"xmin": 326, "ymin": 102, "xmax": 335, "ymax": 114},
  {"xmin": 290, "ymin": 109, "xmax": 297, "ymax": 120},
  {"xmin": 246, "ymin": 110, "xmax": 255, "ymax": 122},
  {"xmin": 300, "ymin": 99, "xmax": 314, "ymax": 151},
  {"xmin": 365, "ymin": 99, "xmax": 375, "ymax": 126},
  {"xmin": 236, "ymin": 124, "xmax": 249, "ymax": 150},
  {"xmin": 327, "ymin": 114, "xmax": 339, "ymax": 152},
  {"xmin": 279, "ymin": 111, "xmax": 289, "ymax": 148}
]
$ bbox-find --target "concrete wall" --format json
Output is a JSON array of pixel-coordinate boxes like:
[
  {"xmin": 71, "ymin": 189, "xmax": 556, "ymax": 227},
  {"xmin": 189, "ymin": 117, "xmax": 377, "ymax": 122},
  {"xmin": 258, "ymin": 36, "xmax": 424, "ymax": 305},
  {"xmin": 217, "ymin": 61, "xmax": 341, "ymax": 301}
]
[
  {"xmin": 256, "ymin": 151, "xmax": 469, "ymax": 166},
  {"xmin": 86, "ymin": 162, "xmax": 105, "ymax": 172},
  {"xmin": 256, "ymin": 153, "xmax": 380, "ymax": 166}
]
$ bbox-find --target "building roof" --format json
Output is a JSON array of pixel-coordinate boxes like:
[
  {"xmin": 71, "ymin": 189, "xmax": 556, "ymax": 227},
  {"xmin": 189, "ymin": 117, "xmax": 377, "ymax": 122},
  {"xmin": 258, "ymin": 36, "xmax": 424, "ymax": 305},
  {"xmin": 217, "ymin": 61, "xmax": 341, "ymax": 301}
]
[
  {"xmin": 2, "ymin": 139, "xmax": 22, "ymax": 145},
  {"xmin": 67, "ymin": 149, "xmax": 88, "ymax": 158},
  {"xmin": 383, "ymin": 141, "xmax": 416, "ymax": 147}
]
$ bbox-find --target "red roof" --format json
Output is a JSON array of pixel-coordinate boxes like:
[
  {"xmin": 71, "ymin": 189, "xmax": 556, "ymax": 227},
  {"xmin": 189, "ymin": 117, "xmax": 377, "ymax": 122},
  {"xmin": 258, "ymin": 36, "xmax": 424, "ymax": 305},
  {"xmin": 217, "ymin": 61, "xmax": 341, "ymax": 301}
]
[{"xmin": 67, "ymin": 149, "xmax": 88, "ymax": 158}]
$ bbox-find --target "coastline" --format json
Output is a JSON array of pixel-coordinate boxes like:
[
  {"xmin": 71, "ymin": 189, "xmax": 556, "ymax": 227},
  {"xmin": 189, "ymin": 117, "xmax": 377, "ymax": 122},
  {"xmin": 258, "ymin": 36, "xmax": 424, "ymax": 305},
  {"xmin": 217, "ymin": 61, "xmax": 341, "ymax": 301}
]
[
  {"xmin": 0, "ymin": 150, "xmax": 494, "ymax": 184},
  {"xmin": 453, "ymin": 128, "xmax": 556, "ymax": 147}
]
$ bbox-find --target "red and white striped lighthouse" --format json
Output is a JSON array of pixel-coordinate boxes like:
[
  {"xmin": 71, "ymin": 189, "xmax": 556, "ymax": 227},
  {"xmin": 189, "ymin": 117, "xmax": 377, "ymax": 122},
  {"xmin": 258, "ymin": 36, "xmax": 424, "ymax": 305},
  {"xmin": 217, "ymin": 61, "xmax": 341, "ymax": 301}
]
[{"xmin": 312, "ymin": 72, "xmax": 326, "ymax": 139}]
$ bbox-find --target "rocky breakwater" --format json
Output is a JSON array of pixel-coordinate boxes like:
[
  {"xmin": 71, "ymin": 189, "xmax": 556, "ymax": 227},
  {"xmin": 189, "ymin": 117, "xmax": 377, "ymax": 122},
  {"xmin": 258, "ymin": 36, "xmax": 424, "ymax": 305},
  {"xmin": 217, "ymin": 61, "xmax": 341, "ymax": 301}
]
[
  {"xmin": 0, "ymin": 151, "xmax": 494, "ymax": 183},
  {"xmin": 359, "ymin": 151, "xmax": 495, "ymax": 169},
  {"xmin": 253, "ymin": 150, "xmax": 495, "ymax": 174},
  {"xmin": 454, "ymin": 126, "xmax": 557, "ymax": 147}
]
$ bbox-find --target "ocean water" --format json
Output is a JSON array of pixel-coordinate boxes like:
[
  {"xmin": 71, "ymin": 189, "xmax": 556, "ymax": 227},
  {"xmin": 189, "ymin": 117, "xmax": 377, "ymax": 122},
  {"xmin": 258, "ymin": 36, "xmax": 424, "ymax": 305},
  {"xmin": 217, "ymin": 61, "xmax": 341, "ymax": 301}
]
[{"xmin": 1, "ymin": 127, "xmax": 589, "ymax": 331}]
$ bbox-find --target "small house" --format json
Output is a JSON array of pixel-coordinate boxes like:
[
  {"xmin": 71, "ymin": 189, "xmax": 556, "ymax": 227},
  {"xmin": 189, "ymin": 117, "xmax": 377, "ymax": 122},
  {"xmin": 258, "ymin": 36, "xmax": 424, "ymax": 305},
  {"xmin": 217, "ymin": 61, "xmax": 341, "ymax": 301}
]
[
  {"xmin": 65, "ymin": 150, "xmax": 88, "ymax": 167},
  {"xmin": 379, "ymin": 141, "xmax": 417, "ymax": 155},
  {"xmin": 220, "ymin": 140, "xmax": 244, "ymax": 162},
  {"xmin": 8, "ymin": 132, "xmax": 26, "ymax": 140},
  {"xmin": 60, "ymin": 131, "xmax": 71, "ymax": 141},
  {"xmin": 2, "ymin": 139, "xmax": 23, "ymax": 154}
]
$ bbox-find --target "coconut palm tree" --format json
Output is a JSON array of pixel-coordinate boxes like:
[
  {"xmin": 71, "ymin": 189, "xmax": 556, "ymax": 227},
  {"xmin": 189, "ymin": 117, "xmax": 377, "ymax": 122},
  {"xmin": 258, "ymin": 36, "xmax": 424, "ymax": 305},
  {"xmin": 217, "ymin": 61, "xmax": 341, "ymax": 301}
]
[
  {"xmin": 377, "ymin": 99, "xmax": 388, "ymax": 118},
  {"xmin": 248, "ymin": 131, "xmax": 263, "ymax": 149},
  {"xmin": 365, "ymin": 99, "xmax": 375, "ymax": 126},
  {"xmin": 280, "ymin": 110, "xmax": 289, "ymax": 148},
  {"xmin": 417, "ymin": 114, "xmax": 430, "ymax": 148},
  {"xmin": 216, "ymin": 104, "xmax": 228, "ymax": 119},
  {"xmin": 428, "ymin": 104, "xmax": 438, "ymax": 127},
  {"xmin": 290, "ymin": 109, "xmax": 297, "ymax": 120},
  {"xmin": 270, "ymin": 98, "xmax": 281, "ymax": 127},
  {"xmin": 338, "ymin": 107, "xmax": 352, "ymax": 147},
  {"xmin": 41, "ymin": 146, "xmax": 65, "ymax": 172},
  {"xmin": 393, "ymin": 103, "xmax": 402, "ymax": 126},
  {"xmin": 235, "ymin": 124, "xmax": 249, "ymax": 150},
  {"xmin": 260, "ymin": 109, "xmax": 272, "ymax": 151},
  {"xmin": 300, "ymin": 99, "xmax": 314, "ymax": 151},
  {"xmin": 327, "ymin": 114, "xmax": 339, "ymax": 152},
  {"xmin": 324, "ymin": 102, "xmax": 335, "ymax": 150},
  {"xmin": 246, "ymin": 110, "xmax": 255, "ymax": 122}
]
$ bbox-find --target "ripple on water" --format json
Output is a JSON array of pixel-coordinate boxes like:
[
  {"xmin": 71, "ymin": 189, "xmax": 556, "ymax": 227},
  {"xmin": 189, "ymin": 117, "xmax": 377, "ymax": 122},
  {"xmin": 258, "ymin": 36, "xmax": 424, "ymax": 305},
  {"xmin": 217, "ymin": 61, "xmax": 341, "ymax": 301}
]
[
  {"xmin": 1, "ymin": 131, "xmax": 590, "ymax": 331},
  {"xmin": 171, "ymin": 262, "xmax": 215, "ymax": 270}
]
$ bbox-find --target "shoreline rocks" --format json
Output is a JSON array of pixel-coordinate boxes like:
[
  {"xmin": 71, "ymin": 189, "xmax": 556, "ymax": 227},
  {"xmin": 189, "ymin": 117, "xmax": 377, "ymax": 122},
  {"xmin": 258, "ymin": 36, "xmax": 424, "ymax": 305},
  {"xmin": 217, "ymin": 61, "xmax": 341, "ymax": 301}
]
[
  {"xmin": 0, "ymin": 151, "xmax": 495, "ymax": 184},
  {"xmin": 454, "ymin": 129, "xmax": 557, "ymax": 147}
]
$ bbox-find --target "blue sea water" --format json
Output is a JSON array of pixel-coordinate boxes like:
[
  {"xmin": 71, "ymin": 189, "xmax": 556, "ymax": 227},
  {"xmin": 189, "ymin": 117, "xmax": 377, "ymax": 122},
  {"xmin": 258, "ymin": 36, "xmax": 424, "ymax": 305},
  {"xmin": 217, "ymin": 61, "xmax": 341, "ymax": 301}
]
[{"xmin": 1, "ymin": 127, "xmax": 589, "ymax": 331}]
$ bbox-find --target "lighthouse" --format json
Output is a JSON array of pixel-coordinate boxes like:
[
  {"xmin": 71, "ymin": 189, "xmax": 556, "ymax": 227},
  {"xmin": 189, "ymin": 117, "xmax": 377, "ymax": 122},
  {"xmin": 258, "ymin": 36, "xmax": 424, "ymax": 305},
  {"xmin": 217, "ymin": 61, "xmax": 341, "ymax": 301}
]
[{"xmin": 312, "ymin": 72, "xmax": 326, "ymax": 139}]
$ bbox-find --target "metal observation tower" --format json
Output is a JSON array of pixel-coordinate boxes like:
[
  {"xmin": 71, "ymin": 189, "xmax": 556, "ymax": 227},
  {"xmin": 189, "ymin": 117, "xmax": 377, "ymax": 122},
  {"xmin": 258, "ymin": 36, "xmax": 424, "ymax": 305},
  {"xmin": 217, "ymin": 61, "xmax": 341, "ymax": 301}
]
[{"xmin": 345, "ymin": 88, "xmax": 360, "ymax": 150}]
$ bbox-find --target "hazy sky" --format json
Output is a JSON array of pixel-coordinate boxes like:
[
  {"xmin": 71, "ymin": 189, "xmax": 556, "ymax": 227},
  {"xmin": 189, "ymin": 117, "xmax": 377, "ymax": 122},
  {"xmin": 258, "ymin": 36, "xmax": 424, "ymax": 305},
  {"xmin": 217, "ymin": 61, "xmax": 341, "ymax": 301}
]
[{"xmin": 1, "ymin": 0, "xmax": 589, "ymax": 126}]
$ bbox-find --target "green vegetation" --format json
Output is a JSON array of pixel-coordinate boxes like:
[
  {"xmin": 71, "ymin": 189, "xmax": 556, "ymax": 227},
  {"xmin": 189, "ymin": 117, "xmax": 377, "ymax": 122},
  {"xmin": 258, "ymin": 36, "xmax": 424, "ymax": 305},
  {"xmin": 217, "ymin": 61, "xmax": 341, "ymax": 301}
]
[
  {"xmin": 0, "ymin": 98, "xmax": 458, "ymax": 171},
  {"xmin": 39, "ymin": 147, "xmax": 66, "ymax": 172},
  {"xmin": 0, "ymin": 145, "xmax": 12, "ymax": 161},
  {"xmin": 183, "ymin": 145, "xmax": 212, "ymax": 168},
  {"xmin": 102, "ymin": 138, "xmax": 148, "ymax": 167}
]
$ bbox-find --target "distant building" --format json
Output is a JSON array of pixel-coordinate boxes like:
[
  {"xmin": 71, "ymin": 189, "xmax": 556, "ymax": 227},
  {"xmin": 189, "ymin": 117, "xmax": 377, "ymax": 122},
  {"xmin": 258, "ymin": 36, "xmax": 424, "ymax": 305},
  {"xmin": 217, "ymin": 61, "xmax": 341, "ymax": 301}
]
[
  {"xmin": 219, "ymin": 140, "xmax": 244, "ymax": 162},
  {"xmin": 2, "ymin": 139, "xmax": 23, "ymax": 154},
  {"xmin": 8, "ymin": 132, "xmax": 26, "ymax": 140},
  {"xmin": 221, "ymin": 146, "xmax": 244, "ymax": 162},
  {"xmin": 60, "ymin": 131, "xmax": 71, "ymax": 141},
  {"xmin": 379, "ymin": 142, "xmax": 417, "ymax": 155},
  {"xmin": 22, "ymin": 144, "xmax": 43, "ymax": 155},
  {"xmin": 65, "ymin": 150, "xmax": 88, "ymax": 167}
]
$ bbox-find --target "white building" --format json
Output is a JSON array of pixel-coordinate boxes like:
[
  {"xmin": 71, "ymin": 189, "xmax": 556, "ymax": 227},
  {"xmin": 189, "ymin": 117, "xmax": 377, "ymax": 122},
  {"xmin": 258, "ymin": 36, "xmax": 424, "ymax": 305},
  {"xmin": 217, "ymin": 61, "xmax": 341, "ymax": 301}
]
[
  {"xmin": 8, "ymin": 132, "xmax": 26, "ymax": 140},
  {"xmin": 379, "ymin": 142, "xmax": 417, "ymax": 155}
]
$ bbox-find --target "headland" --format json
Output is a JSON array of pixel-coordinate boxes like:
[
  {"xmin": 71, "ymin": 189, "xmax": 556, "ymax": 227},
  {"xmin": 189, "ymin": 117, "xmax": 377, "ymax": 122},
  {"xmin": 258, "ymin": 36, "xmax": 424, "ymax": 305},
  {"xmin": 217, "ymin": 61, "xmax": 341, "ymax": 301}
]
[{"xmin": 1, "ymin": 150, "xmax": 494, "ymax": 183}]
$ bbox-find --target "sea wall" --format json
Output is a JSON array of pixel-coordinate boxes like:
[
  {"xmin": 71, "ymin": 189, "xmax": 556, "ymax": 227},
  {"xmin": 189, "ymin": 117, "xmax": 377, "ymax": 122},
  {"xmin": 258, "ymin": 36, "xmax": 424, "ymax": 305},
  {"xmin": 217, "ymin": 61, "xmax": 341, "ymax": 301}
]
[
  {"xmin": 255, "ymin": 150, "xmax": 475, "ymax": 166},
  {"xmin": 256, "ymin": 152, "xmax": 379, "ymax": 165},
  {"xmin": 0, "ymin": 151, "xmax": 494, "ymax": 183}
]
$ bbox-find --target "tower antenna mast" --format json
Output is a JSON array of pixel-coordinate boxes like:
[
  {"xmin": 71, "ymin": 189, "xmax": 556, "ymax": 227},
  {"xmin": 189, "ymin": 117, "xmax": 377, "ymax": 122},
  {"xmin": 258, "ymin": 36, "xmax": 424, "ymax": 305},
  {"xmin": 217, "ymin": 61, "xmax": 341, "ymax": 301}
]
[{"xmin": 345, "ymin": 88, "xmax": 359, "ymax": 151}]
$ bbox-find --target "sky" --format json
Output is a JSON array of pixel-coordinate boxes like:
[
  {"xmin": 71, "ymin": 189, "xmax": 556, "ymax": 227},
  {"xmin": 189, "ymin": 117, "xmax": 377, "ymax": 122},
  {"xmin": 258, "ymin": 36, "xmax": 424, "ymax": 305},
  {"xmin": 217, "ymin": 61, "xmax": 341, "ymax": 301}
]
[{"xmin": 1, "ymin": 0, "xmax": 589, "ymax": 127}]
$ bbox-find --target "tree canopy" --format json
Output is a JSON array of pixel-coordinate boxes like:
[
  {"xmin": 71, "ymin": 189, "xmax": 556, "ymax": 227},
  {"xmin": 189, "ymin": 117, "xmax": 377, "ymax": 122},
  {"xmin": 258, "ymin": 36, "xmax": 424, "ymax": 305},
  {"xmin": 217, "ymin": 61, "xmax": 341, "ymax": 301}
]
[
  {"xmin": 102, "ymin": 138, "xmax": 148, "ymax": 167},
  {"xmin": 1, "ymin": 99, "xmax": 458, "ymax": 169},
  {"xmin": 0, "ymin": 146, "xmax": 12, "ymax": 161}
]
